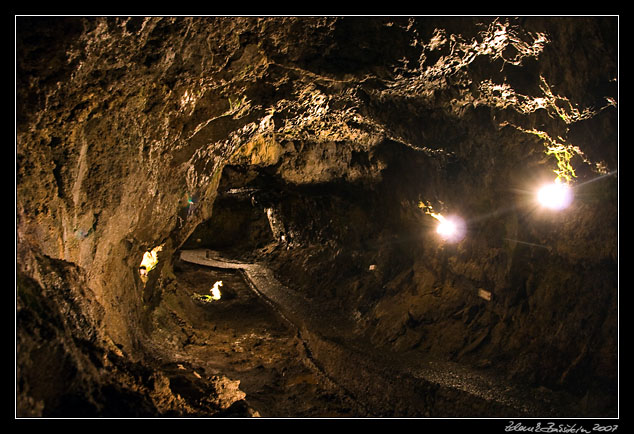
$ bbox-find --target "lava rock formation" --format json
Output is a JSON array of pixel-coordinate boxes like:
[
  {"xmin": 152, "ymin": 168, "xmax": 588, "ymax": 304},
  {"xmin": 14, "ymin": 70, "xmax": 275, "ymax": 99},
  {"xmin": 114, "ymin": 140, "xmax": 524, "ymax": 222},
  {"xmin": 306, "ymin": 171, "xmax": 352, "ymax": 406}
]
[{"xmin": 16, "ymin": 16, "xmax": 618, "ymax": 417}]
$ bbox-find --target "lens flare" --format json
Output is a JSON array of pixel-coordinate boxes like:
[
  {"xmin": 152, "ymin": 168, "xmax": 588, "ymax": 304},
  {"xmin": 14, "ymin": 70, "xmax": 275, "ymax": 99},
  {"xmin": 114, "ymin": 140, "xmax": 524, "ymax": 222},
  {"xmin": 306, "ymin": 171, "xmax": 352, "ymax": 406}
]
[
  {"xmin": 436, "ymin": 219, "xmax": 456, "ymax": 237},
  {"xmin": 420, "ymin": 201, "xmax": 466, "ymax": 243},
  {"xmin": 537, "ymin": 181, "xmax": 573, "ymax": 210},
  {"xmin": 434, "ymin": 215, "xmax": 466, "ymax": 243}
]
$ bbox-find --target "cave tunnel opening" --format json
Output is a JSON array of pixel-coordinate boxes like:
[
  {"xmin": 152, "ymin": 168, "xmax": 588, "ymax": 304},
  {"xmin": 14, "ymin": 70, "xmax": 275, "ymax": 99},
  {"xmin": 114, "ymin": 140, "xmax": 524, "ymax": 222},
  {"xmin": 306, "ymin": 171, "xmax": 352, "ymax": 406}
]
[
  {"xmin": 180, "ymin": 141, "xmax": 440, "ymax": 308},
  {"xmin": 181, "ymin": 184, "xmax": 277, "ymax": 260},
  {"xmin": 183, "ymin": 163, "xmax": 377, "ymax": 255}
]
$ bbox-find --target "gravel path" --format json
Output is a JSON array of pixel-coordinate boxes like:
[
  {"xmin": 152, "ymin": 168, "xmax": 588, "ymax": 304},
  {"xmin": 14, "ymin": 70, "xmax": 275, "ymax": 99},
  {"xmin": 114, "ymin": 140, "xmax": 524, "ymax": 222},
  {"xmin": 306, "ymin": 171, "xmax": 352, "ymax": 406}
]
[{"xmin": 180, "ymin": 249, "xmax": 575, "ymax": 417}]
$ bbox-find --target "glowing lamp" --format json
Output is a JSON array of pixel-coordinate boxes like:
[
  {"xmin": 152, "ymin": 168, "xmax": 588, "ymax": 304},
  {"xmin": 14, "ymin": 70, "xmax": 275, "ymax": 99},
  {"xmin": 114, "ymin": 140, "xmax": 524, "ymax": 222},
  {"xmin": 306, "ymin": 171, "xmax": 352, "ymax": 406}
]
[
  {"xmin": 437, "ymin": 220, "xmax": 456, "ymax": 237},
  {"xmin": 139, "ymin": 244, "xmax": 163, "ymax": 274},
  {"xmin": 537, "ymin": 182, "xmax": 573, "ymax": 210},
  {"xmin": 210, "ymin": 281, "xmax": 223, "ymax": 301},
  {"xmin": 435, "ymin": 215, "xmax": 466, "ymax": 243}
]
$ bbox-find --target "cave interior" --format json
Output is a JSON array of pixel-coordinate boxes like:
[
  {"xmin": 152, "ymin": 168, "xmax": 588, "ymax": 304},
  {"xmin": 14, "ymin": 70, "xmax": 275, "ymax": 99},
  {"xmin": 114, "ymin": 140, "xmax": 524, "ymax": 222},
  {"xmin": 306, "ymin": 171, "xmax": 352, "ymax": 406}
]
[{"xmin": 16, "ymin": 15, "xmax": 618, "ymax": 418}]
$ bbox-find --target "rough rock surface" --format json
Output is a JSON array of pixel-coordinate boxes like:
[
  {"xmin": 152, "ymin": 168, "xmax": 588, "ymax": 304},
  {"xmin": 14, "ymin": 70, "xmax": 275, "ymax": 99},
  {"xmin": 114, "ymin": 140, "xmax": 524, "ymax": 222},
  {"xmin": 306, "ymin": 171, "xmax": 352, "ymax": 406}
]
[{"xmin": 16, "ymin": 16, "xmax": 617, "ymax": 417}]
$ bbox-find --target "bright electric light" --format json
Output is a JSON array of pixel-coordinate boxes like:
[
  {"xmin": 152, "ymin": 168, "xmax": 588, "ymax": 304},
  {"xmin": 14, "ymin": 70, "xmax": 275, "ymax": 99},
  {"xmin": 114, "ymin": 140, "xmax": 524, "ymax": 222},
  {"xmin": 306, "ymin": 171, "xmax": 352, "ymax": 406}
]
[
  {"xmin": 139, "ymin": 244, "xmax": 164, "ymax": 275},
  {"xmin": 537, "ymin": 182, "xmax": 573, "ymax": 210},
  {"xmin": 435, "ymin": 215, "xmax": 466, "ymax": 243},
  {"xmin": 437, "ymin": 220, "xmax": 457, "ymax": 237},
  {"xmin": 210, "ymin": 280, "xmax": 223, "ymax": 301}
]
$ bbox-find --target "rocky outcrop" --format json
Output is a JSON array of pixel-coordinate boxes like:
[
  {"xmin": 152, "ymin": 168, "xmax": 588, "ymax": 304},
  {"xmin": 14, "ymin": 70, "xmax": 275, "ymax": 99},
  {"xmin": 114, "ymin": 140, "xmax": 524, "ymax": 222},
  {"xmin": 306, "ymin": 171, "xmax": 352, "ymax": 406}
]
[{"xmin": 16, "ymin": 16, "xmax": 617, "ymax": 417}]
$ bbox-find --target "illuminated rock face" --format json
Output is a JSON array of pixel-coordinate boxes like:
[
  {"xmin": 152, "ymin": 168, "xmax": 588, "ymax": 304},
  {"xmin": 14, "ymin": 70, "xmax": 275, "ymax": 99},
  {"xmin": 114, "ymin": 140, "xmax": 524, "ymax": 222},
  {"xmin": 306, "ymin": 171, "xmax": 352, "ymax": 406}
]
[{"xmin": 16, "ymin": 17, "xmax": 617, "ymax": 417}]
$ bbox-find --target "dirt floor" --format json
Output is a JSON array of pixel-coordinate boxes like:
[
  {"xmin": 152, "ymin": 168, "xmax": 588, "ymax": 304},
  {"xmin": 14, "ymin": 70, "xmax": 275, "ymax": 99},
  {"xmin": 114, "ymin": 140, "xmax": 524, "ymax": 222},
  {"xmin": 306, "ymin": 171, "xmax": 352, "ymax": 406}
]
[{"xmin": 155, "ymin": 259, "xmax": 365, "ymax": 417}]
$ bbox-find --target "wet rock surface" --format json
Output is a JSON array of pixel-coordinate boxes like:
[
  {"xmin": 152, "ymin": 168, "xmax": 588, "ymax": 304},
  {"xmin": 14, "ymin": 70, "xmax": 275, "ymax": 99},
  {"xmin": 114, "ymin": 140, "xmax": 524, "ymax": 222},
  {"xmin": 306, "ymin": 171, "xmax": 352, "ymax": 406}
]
[
  {"xmin": 16, "ymin": 244, "xmax": 255, "ymax": 417},
  {"xmin": 17, "ymin": 16, "xmax": 617, "ymax": 418}
]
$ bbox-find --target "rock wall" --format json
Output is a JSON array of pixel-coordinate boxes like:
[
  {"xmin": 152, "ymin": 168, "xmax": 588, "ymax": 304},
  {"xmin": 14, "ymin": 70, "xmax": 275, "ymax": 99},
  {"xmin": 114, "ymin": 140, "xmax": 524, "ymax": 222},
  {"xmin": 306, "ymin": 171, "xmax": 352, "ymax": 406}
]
[{"xmin": 16, "ymin": 16, "xmax": 617, "ymax": 416}]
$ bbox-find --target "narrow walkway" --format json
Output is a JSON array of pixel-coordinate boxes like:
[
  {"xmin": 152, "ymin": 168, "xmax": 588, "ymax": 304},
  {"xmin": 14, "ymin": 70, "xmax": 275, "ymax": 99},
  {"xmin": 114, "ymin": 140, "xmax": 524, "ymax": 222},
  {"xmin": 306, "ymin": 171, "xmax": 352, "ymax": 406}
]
[
  {"xmin": 180, "ymin": 249, "xmax": 571, "ymax": 417},
  {"xmin": 180, "ymin": 249, "xmax": 358, "ymax": 342}
]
